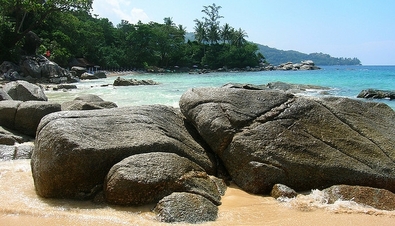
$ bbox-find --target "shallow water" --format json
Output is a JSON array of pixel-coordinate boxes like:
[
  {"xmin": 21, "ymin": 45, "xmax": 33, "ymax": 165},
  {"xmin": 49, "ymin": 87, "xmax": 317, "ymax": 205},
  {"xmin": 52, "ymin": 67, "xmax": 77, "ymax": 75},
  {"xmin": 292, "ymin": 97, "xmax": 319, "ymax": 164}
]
[
  {"xmin": 45, "ymin": 65, "xmax": 395, "ymax": 110},
  {"xmin": 1, "ymin": 160, "xmax": 394, "ymax": 226}
]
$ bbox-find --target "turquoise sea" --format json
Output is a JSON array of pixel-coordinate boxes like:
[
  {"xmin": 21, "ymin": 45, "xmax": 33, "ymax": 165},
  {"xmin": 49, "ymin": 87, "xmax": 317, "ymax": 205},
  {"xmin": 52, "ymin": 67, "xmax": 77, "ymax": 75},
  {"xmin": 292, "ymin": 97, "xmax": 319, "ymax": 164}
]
[{"xmin": 46, "ymin": 65, "xmax": 395, "ymax": 110}]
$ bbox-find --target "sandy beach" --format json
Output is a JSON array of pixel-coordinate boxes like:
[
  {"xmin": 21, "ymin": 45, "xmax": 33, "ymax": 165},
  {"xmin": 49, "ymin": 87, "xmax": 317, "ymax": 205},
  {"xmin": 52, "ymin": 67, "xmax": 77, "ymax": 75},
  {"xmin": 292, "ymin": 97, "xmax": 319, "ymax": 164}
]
[{"xmin": 1, "ymin": 160, "xmax": 394, "ymax": 226}]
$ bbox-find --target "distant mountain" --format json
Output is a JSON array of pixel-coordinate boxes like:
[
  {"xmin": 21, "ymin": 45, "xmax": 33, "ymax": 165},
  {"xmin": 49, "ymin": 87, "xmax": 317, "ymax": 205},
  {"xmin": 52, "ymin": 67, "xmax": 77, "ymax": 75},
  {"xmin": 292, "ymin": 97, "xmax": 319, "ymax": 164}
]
[
  {"xmin": 257, "ymin": 44, "xmax": 361, "ymax": 66},
  {"xmin": 185, "ymin": 32, "xmax": 361, "ymax": 66}
]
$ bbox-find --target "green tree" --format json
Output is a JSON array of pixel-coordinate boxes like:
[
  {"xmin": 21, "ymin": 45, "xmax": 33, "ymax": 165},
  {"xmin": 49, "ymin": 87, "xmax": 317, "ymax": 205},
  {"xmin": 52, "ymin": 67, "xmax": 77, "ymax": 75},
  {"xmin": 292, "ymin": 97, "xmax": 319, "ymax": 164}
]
[{"xmin": 0, "ymin": 0, "xmax": 92, "ymax": 62}]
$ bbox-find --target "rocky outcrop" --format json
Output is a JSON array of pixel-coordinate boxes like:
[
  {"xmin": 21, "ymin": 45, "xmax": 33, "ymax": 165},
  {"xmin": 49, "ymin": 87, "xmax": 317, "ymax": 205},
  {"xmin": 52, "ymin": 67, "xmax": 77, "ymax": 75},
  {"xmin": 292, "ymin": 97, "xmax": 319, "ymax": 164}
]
[
  {"xmin": 105, "ymin": 152, "xmax": 221, "ymax": 206},
  {"xmin": 0, "ymin": 100, "xmax": 61, "ymax": 137},
  {"xmin": 323, "ymin": 185, "xmax": 395, "ymax": 211},
  {"xmin": 31, "ymin": 105, "xmax": 216, "ymax": 199},
  {"xmin": 61, "ymin": 94, "xmax": 117, "ymax": 111},
  {"xmin": 153, "ymin": 192, "xmax": 218, "ymax": 223},
  {"xmin": 276, "ymin": 60, "xmax": 321, "ymax": 71},
  {"xmin": 357, "ymin": 89, "xmax": 395, "ymax": 100},
  {"xmin": 20, "ymin": 55, "xmax": 78, "ymax": 83},
  {"xmin": 179, "ymin": 87, "xmax": 395, "ymax": 194},
  {"xmin": 113, "ymin": 77, "xmax": 159, "ymax": 86}
]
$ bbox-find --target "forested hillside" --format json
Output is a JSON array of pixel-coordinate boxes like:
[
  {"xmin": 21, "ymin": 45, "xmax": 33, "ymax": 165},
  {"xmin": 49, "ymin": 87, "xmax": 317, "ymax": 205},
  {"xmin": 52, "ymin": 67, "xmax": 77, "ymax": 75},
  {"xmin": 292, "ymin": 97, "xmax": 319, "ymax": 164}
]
[{"xmin": 257, "ymin": 44, "xmax": 361, "ymax": 66}]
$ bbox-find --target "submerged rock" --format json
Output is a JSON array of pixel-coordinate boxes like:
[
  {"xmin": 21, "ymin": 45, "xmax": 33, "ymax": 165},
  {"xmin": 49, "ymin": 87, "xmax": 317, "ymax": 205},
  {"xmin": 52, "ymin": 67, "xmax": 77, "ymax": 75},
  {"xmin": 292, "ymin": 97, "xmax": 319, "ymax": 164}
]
[
  {"xmin": 323, "ymin": 185, "xmax": 395, "ymax": 211},
  {"xmin": 179, "ymin": 87, "xmax": 395, "ymax": 194}
]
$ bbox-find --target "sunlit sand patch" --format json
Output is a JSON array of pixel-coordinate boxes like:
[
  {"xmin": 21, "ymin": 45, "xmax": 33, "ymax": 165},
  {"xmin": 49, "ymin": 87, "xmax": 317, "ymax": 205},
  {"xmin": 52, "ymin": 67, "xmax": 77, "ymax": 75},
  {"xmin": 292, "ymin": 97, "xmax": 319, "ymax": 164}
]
[{"xmin": 1, "ymin": 160, "xmax": 395, "ymax": 226}]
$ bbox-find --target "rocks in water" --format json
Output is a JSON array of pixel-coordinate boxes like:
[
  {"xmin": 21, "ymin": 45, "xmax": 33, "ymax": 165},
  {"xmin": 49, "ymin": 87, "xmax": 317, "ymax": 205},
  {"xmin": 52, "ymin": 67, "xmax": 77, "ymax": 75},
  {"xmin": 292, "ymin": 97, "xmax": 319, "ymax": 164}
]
[
  {"xmin": 0, "ymin": 100, "xmax": 61, "ymax": 137},
  {"xmin": 94, "ymin": 71, "xmax": 107, "ymax": 79},
  {"xmin": 80, "ymin": 72, "xmax": 98, "ymax": 80},
  {"xmin": 323, "ymin": 185, "xmax": 395, "ymax": 211},
  {"xmin": 31, "ymin": 105, "xmax": 216, "ymax": 199},
  {"xmin": 224, "ymin": 81, "xmax": 330, "ymax": 95},
  {"xmin": 179, "ymin": 87, "xmax": 395, "ymax": 194},
  {"xmin": 276, "ymin": 60, "xmax": 320, "ymax": 71},
  {"xmin": 270, "ymin": 184, "xmax": 298, "ymax": 199},
  {"xmin": 357, "ymin": 89, "xmax": 395, "ymax": 100},
  {"xmin": 153, "ymin": 192, "xmax": 218, "ymax": 223},
  {"xmin": 61, "ymin": 94, "xmax": 117, "ymax": 110},
  {"xmin": 113, "ymin": 77, "xmax": 159, "ymax": 86},
  {"xmin": 105, "ymin": 152, "xmax": 222, "ymax": 206},
  {"xmin": 3, "ymin": 80, "xmax": 47, "ymax": 101},
  {"xmin": 53, "ymin": 84, "xmax": 77, "ymax": 91},
  {"xmin": 70, "ymin": 66, "xmax": 87, "ymax": 77}
]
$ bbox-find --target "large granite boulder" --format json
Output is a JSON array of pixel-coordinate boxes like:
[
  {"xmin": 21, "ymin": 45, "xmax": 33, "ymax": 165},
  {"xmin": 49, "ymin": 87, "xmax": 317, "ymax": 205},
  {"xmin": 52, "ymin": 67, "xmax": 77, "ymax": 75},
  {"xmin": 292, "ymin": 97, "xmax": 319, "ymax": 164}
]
[
  {"xmin": 0, "ymin": 100, "xmax": 61, "ymax": 136},
  {"xmin": 61, "ymin": 94, "xmax": 117, "ymax": 110},
  {"xmin": 153, "ymin": 192, "xmax": 218, "ymax": 223},
  {"xmin": 105, "ymin": 152, "xmax": 222, "ymax": 205},
  {"xmin": 31, "ymin": 105, "xmax": 216, "ymax": 199},
  {"xmin": 3, "ymin": 80, "xmax": 47, "ymax": 101},
  {"xmin": 179, "ymin": 87, "xmax": 395, "ymax": 194}
]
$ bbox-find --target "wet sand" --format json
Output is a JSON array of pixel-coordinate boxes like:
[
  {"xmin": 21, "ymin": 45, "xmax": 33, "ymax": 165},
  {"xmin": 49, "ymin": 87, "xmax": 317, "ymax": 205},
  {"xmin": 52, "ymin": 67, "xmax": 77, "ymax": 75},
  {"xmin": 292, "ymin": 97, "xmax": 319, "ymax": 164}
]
[{"xmin": 1, "ymin": 160, "xmax": 394, "ymax": 226}]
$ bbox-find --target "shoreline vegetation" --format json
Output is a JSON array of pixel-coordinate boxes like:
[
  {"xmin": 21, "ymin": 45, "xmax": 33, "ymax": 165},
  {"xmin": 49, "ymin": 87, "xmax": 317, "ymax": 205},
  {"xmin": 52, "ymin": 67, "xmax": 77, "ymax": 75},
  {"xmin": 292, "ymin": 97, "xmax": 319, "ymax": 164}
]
[{"xmin": 1, "ymin": 2, "xmax": 360, "ymax": 80}]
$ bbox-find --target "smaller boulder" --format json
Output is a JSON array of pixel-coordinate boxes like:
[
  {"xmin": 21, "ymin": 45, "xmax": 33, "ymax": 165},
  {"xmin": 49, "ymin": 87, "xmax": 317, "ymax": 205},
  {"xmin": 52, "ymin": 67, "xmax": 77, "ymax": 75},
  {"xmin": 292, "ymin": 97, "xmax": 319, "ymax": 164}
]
[
  {"xmin": 323, "ymin": 185, "xmax": 395, "ymax": 211},
  {"xmin": 270, "ymin": 184, "xmax": 298, "ymax": 199},
  {"xmin": 61, "ymin": 94, "xmax": 117, "ymax": 111},
  {"xmin": 113, "ymin": 77, "xmax": 159, "ymax": 86},
  {"xmin": 94, "ymin": 71, "xmax": 106, "ymax": 79},
  {"xmin": 153, "ymin": 192, "xmax": 218, "ymax": 223},
  {"xmin": 14, "ymin": 101, "xmax": 61, "ymax": 136},
  {"xmin": 71, "ymin": 66, "xmax": 87, "ymax": 77},
  {"xmin": 104, "ymin": 152, "xmax": 221, "ymax": 206},
  {"xmin": 80, "ymin": 72, "xmax": 98, "ymax": 80},
  {"xmin": 3, "ymin": 81, "xmax": 47, "ymax": 101}
]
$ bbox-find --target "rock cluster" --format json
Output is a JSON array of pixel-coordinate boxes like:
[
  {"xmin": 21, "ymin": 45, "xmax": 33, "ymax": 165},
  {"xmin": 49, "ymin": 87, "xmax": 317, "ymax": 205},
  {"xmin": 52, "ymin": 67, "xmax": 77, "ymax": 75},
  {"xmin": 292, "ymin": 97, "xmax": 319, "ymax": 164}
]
[
  {"xmin": 29, "ymin": 85, "xmax": 395, "ymax": 223},
  {"xmin": 274, "ymin": 60, "xmax": 321, "ymax": 70}
]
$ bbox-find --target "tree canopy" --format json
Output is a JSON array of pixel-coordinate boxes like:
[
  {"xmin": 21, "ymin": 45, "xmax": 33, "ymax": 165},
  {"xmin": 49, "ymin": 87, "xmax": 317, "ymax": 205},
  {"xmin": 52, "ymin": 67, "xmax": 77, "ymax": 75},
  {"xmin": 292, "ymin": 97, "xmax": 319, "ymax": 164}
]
[{"xmin": 1, "ymin": 2, "xmax": 359, "ymax": 70}]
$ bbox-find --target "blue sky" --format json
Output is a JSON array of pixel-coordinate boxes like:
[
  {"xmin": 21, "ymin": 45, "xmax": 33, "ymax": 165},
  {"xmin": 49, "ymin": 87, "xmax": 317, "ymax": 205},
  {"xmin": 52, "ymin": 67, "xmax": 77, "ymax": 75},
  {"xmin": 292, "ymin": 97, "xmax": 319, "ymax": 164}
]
[{"xmin": 92, "ymin": 0, "xmax": 395, "ymax": 65}]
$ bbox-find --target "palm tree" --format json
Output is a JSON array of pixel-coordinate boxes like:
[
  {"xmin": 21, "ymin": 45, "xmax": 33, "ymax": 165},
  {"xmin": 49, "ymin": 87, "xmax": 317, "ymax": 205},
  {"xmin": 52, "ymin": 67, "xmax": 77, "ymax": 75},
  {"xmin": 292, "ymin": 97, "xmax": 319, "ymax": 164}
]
[
  {"xmin": 220, "ymin": 23, "xmax": 232, "ymax": 44},
  {"xmin": 232, "ymin": 28, "xmax": 248, "ymax": 47},
  {"xmin": 163, "ymin": 17, "xmax": 175, "ymax": 27},
  {"xmin": 193, "ymin": 19, "xmax": 207, "ymax": 44}
]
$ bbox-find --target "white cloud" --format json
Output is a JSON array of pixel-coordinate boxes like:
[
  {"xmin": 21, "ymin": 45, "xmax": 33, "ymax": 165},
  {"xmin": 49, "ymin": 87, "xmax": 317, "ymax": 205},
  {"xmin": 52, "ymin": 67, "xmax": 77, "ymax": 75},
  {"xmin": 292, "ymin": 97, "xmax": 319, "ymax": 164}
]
[{"xmin": 92, "ymin": 0, "xmax": 150, "ymax": 25}]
